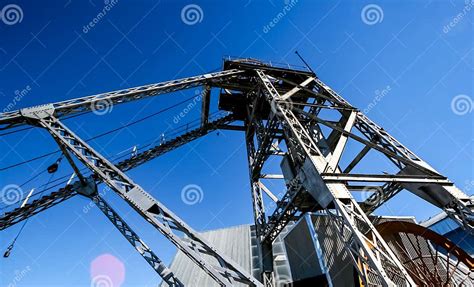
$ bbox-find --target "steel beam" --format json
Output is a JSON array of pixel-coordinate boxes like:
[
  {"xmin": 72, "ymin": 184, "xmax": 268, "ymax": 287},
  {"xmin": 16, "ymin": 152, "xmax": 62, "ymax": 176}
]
[
  {"xmin": 0, "ymin": 116, "xmax": 233, "ymax": 231},
  {"xmin": 201, "ymin": 85, "xmax": 211, "ymax": 127},
  {"xmin": 256, "ymin": 70, "xmax": 415, "ymax": 286},
  {"xmin": 0, "ymin": 69, "xmax": 243, "ymax": 130},
  {"xmin": 312, "ymin": 78, "xmax": 474, "ymax": 234},
  {"xmin": 89, "ymin": 194, "xmax": 184, "ymax": 286},
  {"xmin": 360, "ymin": 182, "xmax": 403, "ymax": 214},
  {"xmin": 343, "ymin": 145, "xmax": 371, "ymax": 173},
  {"xmin": 324, "ymin": 111, "xmax": 356, "ymax": 172},
  {"xmin": 245, "ymin": 118, "xmax": 274, "ymax": 286},
  {"xmin": 28, "ymin": 112, "xmax": 261, "ymax": 287},
  {"xmin": 2, "ymin": 58, "xmax": 473, "ymax": 287},
  {"xmin": 321, "ymin": 174, "xmax": 451, "ymax": 184}
]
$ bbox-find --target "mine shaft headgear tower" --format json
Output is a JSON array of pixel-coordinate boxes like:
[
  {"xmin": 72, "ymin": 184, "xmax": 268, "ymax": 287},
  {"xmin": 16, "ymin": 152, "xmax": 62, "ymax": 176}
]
[{"xmin": 0, "ymin": 58, "xmax": 473, "ymax": 286}]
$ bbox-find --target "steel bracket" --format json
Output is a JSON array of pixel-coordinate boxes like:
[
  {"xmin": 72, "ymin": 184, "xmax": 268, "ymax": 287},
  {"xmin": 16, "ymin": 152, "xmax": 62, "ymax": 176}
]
[
  {"xmin": 20, "ymin": 104, "xmax": 55, "ymax": 121},
  {"xmin": 74, "ymin": 177, "xmax": 98, "ymax": 197}
]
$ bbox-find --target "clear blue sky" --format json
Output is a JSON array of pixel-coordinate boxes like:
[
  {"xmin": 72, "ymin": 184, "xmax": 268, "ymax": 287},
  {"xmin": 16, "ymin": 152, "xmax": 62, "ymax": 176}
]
[{"xmin": 0, "ymin": 0, "xmax": 473, "ymax": 286}]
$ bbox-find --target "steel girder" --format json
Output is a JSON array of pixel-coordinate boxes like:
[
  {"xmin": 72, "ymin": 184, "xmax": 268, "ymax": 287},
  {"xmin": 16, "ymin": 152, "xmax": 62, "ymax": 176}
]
[
  {"xmin": 312, "ymin": 79, "xmax": 474, "ymax": 234},
  {"xmin": 22, "ymin": 173, "xmax": 184, "ymax": 285},
  {"xmin": 260, "ymin": 177, "xmax": 304, "ymax": 244},
  {"xmin": 258, "ymin": 65, "xmax": 473, "ymax": 238},
  {"xmin": 20, "ymin": 110, "xmax": 261, "ymax": 287},
  {"xmin": 0, "ymin": 69, "xmax": 243, "ymax": 130},
  {"xmin": 1, "ymin": 58, "xmax": 472, "ymax": 287},
  {"xmin": 255, "ymin": 70, "xmax": 415, "ymax": 286},
  {"xmin": 0, "ymin": 115, "xmax": 234, "ymax": 231},
  {"xmin": 0, "ymin": 184, "xmax": 78, "ymax": 229},
  {"xmin": 91, "ymin": 194, "xmax": 184, "ymax": 286},
  {"xmin": 360, "ymin": 182, "xmax": 403, "ymax": 214},
  {"xmin": 244, "ymin": 95, "xmax": 276, "ymax": 287},
  {"xmin": 245, "ymin": 127, "xmax": 273, "ymax": 287}
]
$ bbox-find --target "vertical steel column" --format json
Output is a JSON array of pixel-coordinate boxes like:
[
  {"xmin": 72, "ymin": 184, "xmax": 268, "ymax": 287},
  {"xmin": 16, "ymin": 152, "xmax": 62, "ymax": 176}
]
[
  {"xmin": 201, "ymin": 85, "xmax": 211, "ymax": 127},
  {"xmin": 244, "ymin": 96, "xmax": 275, "ymax": 287}
]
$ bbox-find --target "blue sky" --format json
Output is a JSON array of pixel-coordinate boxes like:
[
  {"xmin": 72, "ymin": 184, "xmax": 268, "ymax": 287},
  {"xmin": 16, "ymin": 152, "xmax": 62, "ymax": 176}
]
[{"xmin": 0, "ymin": 0, "xmax": 473, "ymax": 286}]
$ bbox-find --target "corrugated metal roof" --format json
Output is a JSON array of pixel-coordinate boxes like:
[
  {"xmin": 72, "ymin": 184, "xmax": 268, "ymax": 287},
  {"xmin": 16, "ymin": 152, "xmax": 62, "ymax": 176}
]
[
  {"xmin": 164, "ymin": 225, "xmax": 253, "ymax": 287},
  {"xmin": 163, "ymin": 223, "xmax": 294, "ymax": 286}
]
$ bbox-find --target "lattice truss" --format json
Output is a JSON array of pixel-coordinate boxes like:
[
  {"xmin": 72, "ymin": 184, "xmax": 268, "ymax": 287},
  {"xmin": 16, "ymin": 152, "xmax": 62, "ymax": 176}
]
[{"xmin": 0, "ymin": 58, "xmax": 472, "ymax": 287}]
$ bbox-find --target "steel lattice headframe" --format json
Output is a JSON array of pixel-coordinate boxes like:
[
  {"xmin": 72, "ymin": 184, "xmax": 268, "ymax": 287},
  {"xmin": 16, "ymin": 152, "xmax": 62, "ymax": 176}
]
[{"xmin": 0, "ymin": 57, "xmax": 473, "ymax": 286}]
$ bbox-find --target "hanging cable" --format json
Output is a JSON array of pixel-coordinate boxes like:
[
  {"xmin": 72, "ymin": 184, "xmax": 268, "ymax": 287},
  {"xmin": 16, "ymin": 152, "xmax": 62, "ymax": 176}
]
[
  {"xmin": 3, "ymin": 155, "xmax": 61, "ymax": 258},
  {"xmin": 0, "ymin": 150, "xmax": 61, "ymax": 171},
  {"xmin": 0, "ymin": 95, "xmax": 198, "ymax": 172},
  {"xmin": 18, "ymin": 169, "xmax": 48, "ymax": 188},
  {"xmin": 0, "ymin": 111, "xmax": 225, "ymax": 212}
]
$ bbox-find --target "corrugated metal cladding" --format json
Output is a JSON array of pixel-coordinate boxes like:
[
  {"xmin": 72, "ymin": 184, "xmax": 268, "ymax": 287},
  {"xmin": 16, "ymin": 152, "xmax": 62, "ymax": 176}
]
[
  {"xmin": 163, "ymin": 225, "xmax": 253, "ymax": 287},
  {"xmin": 283, "ymin": 215, "xmax": 421, "ymax": 286},
  {"xmin": 163, "ymin": 224, "xmax": 293, "ymax": 287},
  {"xmin": 305, "ymin": 214, "xmax": 354, "ymax": 286},
  {"xmin": 164, "ymin": 215, "xmax": 473, "ymax": 286}
]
